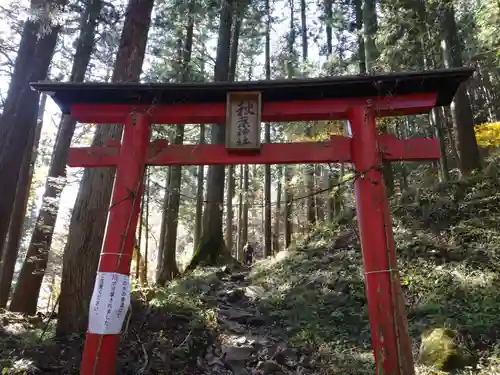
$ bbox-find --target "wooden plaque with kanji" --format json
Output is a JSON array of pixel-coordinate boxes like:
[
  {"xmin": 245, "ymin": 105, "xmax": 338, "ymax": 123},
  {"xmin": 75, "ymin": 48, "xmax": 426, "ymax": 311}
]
[{"xmin": 226, "ymin": 92, "xmax": 262, "ymax": 150}]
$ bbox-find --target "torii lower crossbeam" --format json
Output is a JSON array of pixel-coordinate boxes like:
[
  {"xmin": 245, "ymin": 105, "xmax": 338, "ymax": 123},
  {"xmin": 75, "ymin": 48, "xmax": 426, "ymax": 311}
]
[
  {"xmin": 30, "ymin": 67, "xmax": 474, "ymax": 375},
  {"xmin": 66, "ymin": 135, "xmax": 439, "ymax": 167}
]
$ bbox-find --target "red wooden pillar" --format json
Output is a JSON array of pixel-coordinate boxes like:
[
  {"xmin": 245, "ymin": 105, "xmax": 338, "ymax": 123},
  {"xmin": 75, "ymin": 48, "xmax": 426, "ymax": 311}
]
[
  {"xmin": 80, "ymin": 113, "xmax": 151, "ymax": 375},
  {"xmin": 348, "ymin": 105, "xmax": 415, "ymax": 375}
]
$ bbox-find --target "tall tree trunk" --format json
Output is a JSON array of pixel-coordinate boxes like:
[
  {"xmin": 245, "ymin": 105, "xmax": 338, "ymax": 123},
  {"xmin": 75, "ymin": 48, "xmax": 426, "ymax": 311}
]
[
  {"xmin": 362, "ymin": 0, "xmax": 378, "ymax": 72},
  {"xmin": 273, "ymin": 167, "xmax": 282, "ymax": 253},
  {"xmin": 9, "ymin": 0, "xmax": 102, "ymax": 315},
  {"xmin": 441, "ymin": 107, "xmax": 461, "ymax": 167},
  {"xmin": 228, "ymin": 7, "xmax": 242, "ymax": 83},
  {"xmin": 56, "ymin": 0, "xmax": 154, "ymax": 335},
  {"xmin": 241, "ymin": 166, "xmax": 249, "ymax": 251},
  {"xmin": 355, "ymin": 0, "xmax": 366, "ymax": 73},
  {"xmin": 432, "ymin": 108, "xmax": 450, "ymax": 181},
  {"xmin": 0, "ymin": 0, "xmax": 67, "ymax": 258},
  {"xmin": 226, "ymin": 166, "xmax": 235, "ymax": 254},
  {"xmin": 300, "ymin": 0, "xmax": 315, "ymax": 226},
  {"xmin": 399, "ymin": 119, "xmax": 409, "ymax": 191},
  {"xmin": 158, "ymin": 160, "xmax": 183, "ymax": 282},
  {"xmin": 157, "ymin": 166, "xmax": 171, "ymax": 280},
  {"xmin": 314, "ymin": 165, "xmax": 324, "ymax": 222},
  {"xmin": 440, "ymin": 1, "xmax": 481, "ymax": 175},
  {"xmin": 193, "ymin": 57, "xmax": 208, "ymax": 253},
  {"xmin": 236, "ymin": 165, "xmax": 244, "ymax": 260},
  {"xmin": 133, "ymin": 240, "xmax": 148, "ymax": 284},
  {"xmin": 325, "ymin": 0, "xmax": 339, "ymax": 218},
  {"xmin": 324, "ymin": 0, "xmax": 332, "ymax": 71},
  {"xmin": 157, "ymin": 1, "xmax": 196, "ymax": 285},
  {"xmin": 186, "ymin": 0, "xmax": 235, "ymax": 270},
  {"xmin": 263, "ymin": 0, "xmax": 272, "ymax": 257},
  {"xmin": 283, "ymin": 166, "xmax": 293, "ymax": 248},
  {"xmin": 300, "ymin": 0, "xmax": 307, "ymax": 62},
  {"xmin": 475, "ymin": 61, "xmax": 499, "ymax": 121},
  {"xmin": 415, "ymin": 0, "xmax": 449, "ymax": 181},
  {"xmin": 45, "ymin": 269, "xmax": 57, "ymax": 314},
  {"xmin": 362, "ymin": 0, "xmax": 394, "ymax": 195},
  {"xmin": 325, "ymin": 170, "xmax": 333, "ymax": 221},
  {"xmin": 143, "ymin": 170, "xmax": 150, "ymax": 282},
  {"xmin": 193, "ymin": 127, "xmax": 205, "ymax": 250},
  {"xmin": 225, "ymin": 6, "xmax": 243, "ymax": 256},
  {"xmin": 137, "ymin": 190, "xmax": 144, "ymax": 280},
  {"xmin": 284, "ymin": 0, "xmax": 295, "ymax": 249},
  {"xmin": 0, "ymin": 94, "xmax": 46, "ymax": 308}
]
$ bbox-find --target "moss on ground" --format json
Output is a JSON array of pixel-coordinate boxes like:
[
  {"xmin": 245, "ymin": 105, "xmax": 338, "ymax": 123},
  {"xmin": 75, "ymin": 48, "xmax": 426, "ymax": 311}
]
[{"xmin": 418, "ymin": 328, "xmax": 470, "ymax": 371}]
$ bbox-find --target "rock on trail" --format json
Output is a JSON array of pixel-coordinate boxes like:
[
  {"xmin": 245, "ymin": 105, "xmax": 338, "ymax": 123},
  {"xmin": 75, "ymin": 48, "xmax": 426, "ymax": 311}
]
[{"xmin": 198, "ymin": 266, "xmax": 316, "ymax": 375}]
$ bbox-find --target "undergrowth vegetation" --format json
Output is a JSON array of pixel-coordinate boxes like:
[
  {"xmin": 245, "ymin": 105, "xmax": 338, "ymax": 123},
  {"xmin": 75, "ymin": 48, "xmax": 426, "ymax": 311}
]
[
  {"xmin": 1, "ymin": 161, "xmax": 500, "ymax": 374},
  {"xmin": 248, "ymin": 159, "xmax": 500, "ymax": 374}
]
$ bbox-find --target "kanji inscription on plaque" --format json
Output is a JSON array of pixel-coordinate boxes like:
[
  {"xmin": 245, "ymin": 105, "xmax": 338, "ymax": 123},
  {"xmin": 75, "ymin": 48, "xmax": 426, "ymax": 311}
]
[{"xmin": 226, "ymin": 92, "xmax": 262, "ymax": 150}]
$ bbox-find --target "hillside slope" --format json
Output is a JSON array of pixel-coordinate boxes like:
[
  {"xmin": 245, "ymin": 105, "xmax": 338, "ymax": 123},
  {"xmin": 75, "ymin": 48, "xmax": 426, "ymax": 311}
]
[{"xmin": 1, "ymin": 164, "xmax": 500, "ymax": 374}]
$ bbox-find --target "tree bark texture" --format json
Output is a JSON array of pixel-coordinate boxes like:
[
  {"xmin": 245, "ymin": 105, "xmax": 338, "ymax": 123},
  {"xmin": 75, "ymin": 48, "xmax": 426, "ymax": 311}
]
[
  {"xmin": 187, "ymin": 0, "xmax": 235, "ymax": 270},
  {"xmin": 225, "ymin": 3, "xmax": 243, "ymax": 256},
  {"xmin": 193, "ymin": 126, "xmax": 205, "ymax": 251},
  {"xmin": 157, "ymin": 1, "xmax": 196, "ymax": 284},
  {"xmin": 56, "ymin": 0, "xmax": 154, "ymax": 335},
  {"xmin": 283, "ymin": 0, "xmax": 295, "ymax": 249},
  {"xmin": 157, "ymin": 166, "xmax": 172, "ymax": 280},
  {"xmin": 440, "ymin": 2, "xmax": 481, "ymax": 175},
  {"xmin": 9, "ymin": 0, "xmax": 102, "ymax": 315},
  {"xmin": 0, "ymin": 94, "xmax": 46, "ymax": 308},
  {"xmin": 0, "ymin": 0, "xmax": 67, "ymax": 259},
  {"xmin": 263, "ymin": 0, "xmax": 272, "ymax": 257}
]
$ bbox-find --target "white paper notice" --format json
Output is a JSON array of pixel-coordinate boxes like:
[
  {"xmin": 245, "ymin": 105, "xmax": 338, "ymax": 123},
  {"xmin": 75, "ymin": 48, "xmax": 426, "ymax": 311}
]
[{"xmin": 88, "ymin": 272, "xmax": 131, "ymax": 334}]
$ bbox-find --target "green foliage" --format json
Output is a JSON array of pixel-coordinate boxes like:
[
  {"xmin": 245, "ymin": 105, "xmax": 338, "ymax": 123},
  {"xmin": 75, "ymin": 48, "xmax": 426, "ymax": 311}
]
[
  {"xmin": 249, "ymin": 244, "xmax": 375, "ymax": 373},
  {"xmin": 476, "ymin": 0, "xmax": 500, "ymax": 65},
  {"xmin": 0, "ymin": 310, "xmax": 57, "ymax": 372},
  {"xmin": 252, "ymin": 249, "xmax": 370, "ymax": 346},
  {"xmin": 134, "ymin": 270, "xmax": 221, "ymax": 331},
  {"xmin": 245, "ymin": 165, "xmax": 500, "ymax": 374}
]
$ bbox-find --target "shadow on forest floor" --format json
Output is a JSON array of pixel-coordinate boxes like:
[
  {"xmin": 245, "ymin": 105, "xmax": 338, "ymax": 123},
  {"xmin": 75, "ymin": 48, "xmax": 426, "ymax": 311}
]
[
  {"xmin": 241, "ymin": 166, "xmax": 500, "ymax": 374},
  {"xmin": 249, "ymin": 224, "xmax": 500, "ymax": 374},
  {"xmin": 0, "ymin": 271, "xmax": 223, "ymax": 374}
]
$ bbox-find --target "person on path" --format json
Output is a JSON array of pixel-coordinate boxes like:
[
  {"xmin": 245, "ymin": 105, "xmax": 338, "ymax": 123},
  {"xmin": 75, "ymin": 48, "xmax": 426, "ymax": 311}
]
[{"xmin": 243, "ymin": 242, "xmax": 254, "ymax": 266}]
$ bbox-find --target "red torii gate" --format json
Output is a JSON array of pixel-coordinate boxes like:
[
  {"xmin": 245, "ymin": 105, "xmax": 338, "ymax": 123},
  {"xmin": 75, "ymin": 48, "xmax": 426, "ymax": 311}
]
[{"xmin": 31, "ymin": 67, "xmax": 473, "ymax": 375}]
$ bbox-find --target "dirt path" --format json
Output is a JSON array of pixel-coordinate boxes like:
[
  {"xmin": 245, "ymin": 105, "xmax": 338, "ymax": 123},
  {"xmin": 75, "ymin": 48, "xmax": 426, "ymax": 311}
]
[
  {"xmin": 0, "ymin": 265, "xmax": 319, "ymax": 374},
  {"xmin": 198, "ymin": 266, "xmax": 315, "ymax": 375}
]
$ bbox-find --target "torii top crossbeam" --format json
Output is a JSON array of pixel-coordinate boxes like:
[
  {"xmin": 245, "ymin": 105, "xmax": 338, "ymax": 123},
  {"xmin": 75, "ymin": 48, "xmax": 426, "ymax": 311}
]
[{"xmin": 33, "ymin": 67, "xmax": 473, "ymax": 124}]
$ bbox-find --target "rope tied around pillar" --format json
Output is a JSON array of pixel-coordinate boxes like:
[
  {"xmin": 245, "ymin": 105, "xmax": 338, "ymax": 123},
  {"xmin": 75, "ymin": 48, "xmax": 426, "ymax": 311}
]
[
  {"xmin": 364, "ymin": 268, "xmax": 398, "ymax": 275},
  {"xmin": 108, "ymin": 189, "xmax": 137, "ymax": 211},
  {"xmin": 91, "ymin": 166, "xmax": 146, "ymax": 375},
  {"xmin": 353, "ymin": 163, "xmax": 384, "ymax": 185}
]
